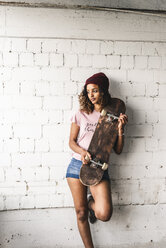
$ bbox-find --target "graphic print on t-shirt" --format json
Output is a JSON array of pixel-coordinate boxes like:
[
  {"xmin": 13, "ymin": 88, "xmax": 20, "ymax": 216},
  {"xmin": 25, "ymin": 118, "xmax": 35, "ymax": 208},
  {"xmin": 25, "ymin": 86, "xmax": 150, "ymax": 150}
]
[{"xmin": 84, "ymin": 122, "xmax": 98, "ymax": 133}]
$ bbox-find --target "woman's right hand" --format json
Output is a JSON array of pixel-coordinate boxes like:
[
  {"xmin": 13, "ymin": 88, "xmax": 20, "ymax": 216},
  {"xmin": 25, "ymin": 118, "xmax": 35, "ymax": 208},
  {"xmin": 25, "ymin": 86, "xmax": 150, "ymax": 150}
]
[{"xmin": 81, "ymin": 149, "xmax": 91, "ymax": 164}]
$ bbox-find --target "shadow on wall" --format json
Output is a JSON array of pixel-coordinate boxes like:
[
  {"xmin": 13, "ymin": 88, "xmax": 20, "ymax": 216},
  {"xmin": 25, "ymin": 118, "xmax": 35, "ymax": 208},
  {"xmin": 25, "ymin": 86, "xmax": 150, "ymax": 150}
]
[{"xmin": 107, "ymin": 76, "xmax": 145, "ymax": 219}]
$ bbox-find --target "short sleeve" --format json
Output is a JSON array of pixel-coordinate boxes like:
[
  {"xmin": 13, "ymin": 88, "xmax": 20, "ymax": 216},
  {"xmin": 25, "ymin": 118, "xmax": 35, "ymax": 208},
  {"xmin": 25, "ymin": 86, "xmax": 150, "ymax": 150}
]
[{"xmin": 71, "ymin": 111, "xmax": 81, "ymax": 126}]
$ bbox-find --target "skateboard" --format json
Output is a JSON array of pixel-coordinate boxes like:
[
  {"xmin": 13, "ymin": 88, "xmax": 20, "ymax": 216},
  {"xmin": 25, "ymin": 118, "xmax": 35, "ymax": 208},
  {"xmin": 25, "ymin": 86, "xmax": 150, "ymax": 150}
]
[{"xmin": 79, "ymin": 98, "xmax": 126, "ymax": 186}]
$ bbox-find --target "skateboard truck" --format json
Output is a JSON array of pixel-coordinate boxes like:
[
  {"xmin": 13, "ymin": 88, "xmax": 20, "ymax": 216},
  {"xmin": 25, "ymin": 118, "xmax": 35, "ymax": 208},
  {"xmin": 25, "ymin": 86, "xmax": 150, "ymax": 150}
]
[
  {"xmin": 85, "ymin": 155, "xmax": 108, "ymax": 171},
  {"xmin": 101, "ymin": 109, "xmax": 119, "ymax": 122}
]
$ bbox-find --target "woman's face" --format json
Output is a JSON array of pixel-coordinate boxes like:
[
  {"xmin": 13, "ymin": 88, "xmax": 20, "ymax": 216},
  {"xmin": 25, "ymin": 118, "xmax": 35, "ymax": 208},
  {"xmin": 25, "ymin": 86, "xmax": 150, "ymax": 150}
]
[{"xmin": 86, "ymin": 84, "xmax": 100, "ymax": 105}]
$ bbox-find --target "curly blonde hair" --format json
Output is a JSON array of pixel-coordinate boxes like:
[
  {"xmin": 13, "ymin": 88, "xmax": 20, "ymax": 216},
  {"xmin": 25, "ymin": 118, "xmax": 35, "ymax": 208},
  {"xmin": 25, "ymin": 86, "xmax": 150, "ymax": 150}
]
[{"xmin": 78, "ymin": 85, "xmax": 111, "ymax": 114}]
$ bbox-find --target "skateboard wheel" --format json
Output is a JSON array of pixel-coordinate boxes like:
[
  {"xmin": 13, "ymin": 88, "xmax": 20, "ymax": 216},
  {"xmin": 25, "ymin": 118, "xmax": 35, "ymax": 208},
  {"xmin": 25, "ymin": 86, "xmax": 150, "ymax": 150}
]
[
  {"xmin": 85, "ymin": 154, "xmax": 90, "ymax": 162},
  {"xmin": 102, "ymin": 163, "xmax": 108, "ymax": 170},
  {"xmin": 101, "ymin": 109, "xmax": 107, "ymax": 117}
]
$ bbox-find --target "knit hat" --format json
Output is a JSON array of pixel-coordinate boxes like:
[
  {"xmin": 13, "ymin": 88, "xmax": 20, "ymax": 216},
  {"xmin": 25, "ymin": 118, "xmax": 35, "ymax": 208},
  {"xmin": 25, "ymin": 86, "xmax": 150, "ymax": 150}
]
[{"xmin": 85, "ymin": 72, "xmax": 109, "ymax": 92}]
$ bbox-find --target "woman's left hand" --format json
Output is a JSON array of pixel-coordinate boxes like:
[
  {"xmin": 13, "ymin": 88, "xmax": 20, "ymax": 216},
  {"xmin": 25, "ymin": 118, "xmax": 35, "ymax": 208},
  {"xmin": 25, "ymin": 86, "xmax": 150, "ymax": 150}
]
[{"xmin": 118, "ymin": 113, "xmax": 128, "ymax": 131}]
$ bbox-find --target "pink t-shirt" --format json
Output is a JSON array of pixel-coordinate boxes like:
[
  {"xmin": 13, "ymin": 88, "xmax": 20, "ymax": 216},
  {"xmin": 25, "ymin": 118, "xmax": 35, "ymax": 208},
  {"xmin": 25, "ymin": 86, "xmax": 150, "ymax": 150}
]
[{"xmin": 71, "ymin": 110, "xmax": 100, "ymax": 160}]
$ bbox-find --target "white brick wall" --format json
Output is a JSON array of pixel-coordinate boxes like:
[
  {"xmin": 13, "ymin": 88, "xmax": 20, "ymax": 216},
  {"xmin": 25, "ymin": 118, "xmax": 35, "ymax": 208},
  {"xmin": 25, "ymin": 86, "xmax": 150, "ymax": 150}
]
[
  {"xmin": 0, "ymin": 5, "xmax": 166, "ymax": 248},
  {"xmin": 1, "ymin": 34, "xmax": 165, "ymax": 208}
]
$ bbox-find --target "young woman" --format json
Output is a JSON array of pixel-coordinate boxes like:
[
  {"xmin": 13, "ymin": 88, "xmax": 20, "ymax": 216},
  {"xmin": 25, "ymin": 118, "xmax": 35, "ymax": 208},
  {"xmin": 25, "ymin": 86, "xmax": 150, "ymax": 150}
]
[{"xmin": 66, "ymin": 72, "xmax": 128, "ymax": 248}]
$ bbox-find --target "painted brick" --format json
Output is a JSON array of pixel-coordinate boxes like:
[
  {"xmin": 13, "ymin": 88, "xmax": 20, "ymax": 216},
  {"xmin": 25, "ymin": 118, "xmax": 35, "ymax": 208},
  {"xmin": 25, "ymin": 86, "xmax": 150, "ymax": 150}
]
[
  {"xmin": 64, "ymin": 81, "xmax": 77, "ymax": 95},
  {"xmin": 35, "ymin": 138, "xmax": 49, "ymax": 152},
  {"xmin": 161, "ymin": 56, "xmax": 166, "ymax": 69},
  {"xmin": 35, "ymin": 195, "xmax": 50, "ymax": 208},
  {"xmin": 43, "ymin": 124, "xmax": 69, "ymax": 139},
  {"xmin": 128, "ymin": 70, "xmax": 154, "ymax": 85},
  {"xmin": 148, "ymin": 56, "xmax": 161, "ymax": 69},
  {"xmin": 71, "ymin": 68, "xmax": 96, "ymax": 82},
  {"xmin": 159, "ymin": 84, "xmax": 166, "ymax": 97},
  {"xmin": 132, "ymin": 83, "xmax": 145, "ymax": 96},
  {"xmin": 0, "ymin": 38, "xmax": 12, "ymax": 52},
  {"xmin": 146, "ymin": 110, "xmax": 158, "ymax": 124},
  {"xmin": 50, "ymin": 166, "xmax": 65, "ymax": 180},
  {"xmin": 19, "ymin": 53, "xmax": 34, "ymax": 66},
  {"xmin": 49, "ymin": 138, "xmax": 63, "ymax": 152},
  {"xmin": 0, "ymin": 168, "xmax": 5, "ymax": 182},
  {"xmin": 5, "ymin": 168, "xmax": 21, "ymax": 182},
  {"xmin": 12, "ymin": 153, "xmax": 41, "ymax": 167},
  {"xmin": 49, "ymin": 81, "xmax": 64, "ymax": 95},
  {"xmin": 0, "ymin": 52, "xmax": 3, "ymax": 66},
  {"xmin": 27, "ymin": 39, "xmax": 41, "ymax": 53},
  {"xmin": 134, "ymin": 56, "xmax": 148, "ymax": 69},
  {"xmin": 12, "ymin": 96, "xmax": 42, "ymax": 109},
  {"xmin": 11, "ymin": 38, "xmax": 26, "ymax": 52},
  {"xmin": 92, "ymin": 55, "xmax": 107, "ymax": 68},
  {"xmin": 56, "ymin": 40, "xmax": 71, "ymax": 53},
  {"xmin": 43, "ymin": 96, "xmax": 71, "ymax": 110},
  {"xmin": 20, "ymin": 81, "xmax": 35, "ymax": 96},
  {"xmin": 35, "ymin": 167, "xmax": 49, "ymax": 181},
  {"xmin": 100, "ymin": 41, "xmax": 113, "ymax": 55},
  {"xmin": 0, "ymin": 67, "xmax": 12, "ymax": 81},
  {"xmin": 3, "ymin": 138, "xmax": 19, "ymax": 152},
  {"xmin": 19, "ymin": 110, "xmax": 48, "ymax": 125},
  {"xmin": 64, "ymin": 54, "xmax": 77, "ymax": 67},
  {"xmin": 48, "ymin": 110, "xmax": 63, "ymax": 123},
  {"xmin": 114, "ymin": 42, "xmax": 142, "ymax": 55},
  {"xmin": 13, "ymin": 124, "xmax": 41, "ymax": 138},
  {"xmin": 50, "ymin": 53, "xmax": 63, "ymax": 67},
  {"xmin": 42, "ymin": 39, "xmax": 57, "ymax": 52},
  {"xmin": 78, "ymin": 54, "xmax": 92, "ymax": 67},
  {"xmin": 35, "ymin": 81, "xmax": 50, "ymax": 96},
  {"xmin": 0, "ymin": 124, "xmax": 12, "ymax": 138},
  {"xmin": 153, "ymin": 124, "xmax": 166, "ymax": 138},
  {"xmin": 3, "ymin": 52, "xmax": 18, "ymax": 67},
  {"xmin": 127, "ymin": 124, "xmax": 153, "ymax": 137},
  {"xmin": 142, "ymin": 42, "xmax": 159, "ymax": 56},
  {"xmin": 146, "ymin": 82, "xmax": 158, "ymax": 97},
  {"xmin": 5, "ymin": 196, "xmax": 20, "ymax": 210},
  {"xmin": 106, "ymin": 55, "xmax": 120, "ymax": 69},
  {"xmin": 0, "ymin": 96, "xmax": 12, "ymax": 111},
  {"xmin": 71, "ymin": 40, "xmax": 86, "ymax": 54},
  {"xmin": 132, "ymin": 110, "xmax": 145, "ymax": 124},
  {"xmin": 21, "ymin": 168, "xmax": 36, "ymax": 181},
  {"xmin": 121, "ymin": 56, "xmax": 134, "ymax": 69},
  {"xmin": 41, "ymin": 67, "xmax": 70, "ymax": 81},
  {"xmin": 20, "ymin": 138, "xmax": 34, "ymax": 152},
  {"xmin": 145, "ymin": 138, "xmax": 158, "ymax": 152},
  {"xmin": 20, "ymin": 195, "xmax": 35, "ymax": 209},
  {"xmin": 34, "ymin": 53, "xmax": 49, "ymax": 66},
  {"xmin": 159, "ymin": 139, "xmax": 166, "ymax": 150},
  {"xmin": 86, "ymin": 40, "xmax": 100, "ymax": 54},
  {"xmin": 3, "ymin": 80, "xmax": 20, "ymax": 95},
  {"xmin": 27, "ymin": 182, "xmax": 56, "ymax": 195},
  {"xmin": 154, "ymin": 98, "xmax": 166, "ymax": 110},
  {"xmin": 154, "ymin": 70, "xmax": 166, "ymax": 83},
  {"xmin": 12, "ymin": 67, "xmax": 41, "ymax": 80},
  {"xmin": 41, "ymin": 152, "xmax": 70, "ymax": 167},
  {"xmin": 0, "ymin": 196, "xmax": 4, "ymax": 210}
]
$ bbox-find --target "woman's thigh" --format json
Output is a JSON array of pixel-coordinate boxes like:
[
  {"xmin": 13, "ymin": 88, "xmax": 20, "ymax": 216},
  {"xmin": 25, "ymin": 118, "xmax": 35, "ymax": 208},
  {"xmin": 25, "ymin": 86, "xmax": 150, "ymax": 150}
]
[
  {"xmin": 67, "ymin": 178, "xmax": 88, "ymax": 210},
  {"xmin": 90, "ymin": 180, "xmax": 113, "ymax": 212}
]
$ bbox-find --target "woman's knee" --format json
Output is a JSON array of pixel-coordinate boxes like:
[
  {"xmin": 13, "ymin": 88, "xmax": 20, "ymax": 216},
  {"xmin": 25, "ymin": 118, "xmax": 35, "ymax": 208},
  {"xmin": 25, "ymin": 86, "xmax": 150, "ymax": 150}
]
[
  {"xmin": 76, "ymin": 207, "xmax": 88, "ymax": 222},
  {"xmin": 95, "ymin": 206, "xmax": 113, "ymax": 222}
]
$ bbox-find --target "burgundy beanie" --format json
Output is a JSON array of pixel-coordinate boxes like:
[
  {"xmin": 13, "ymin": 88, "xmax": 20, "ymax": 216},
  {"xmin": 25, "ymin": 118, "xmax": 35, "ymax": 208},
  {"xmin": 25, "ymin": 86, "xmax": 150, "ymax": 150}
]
[{"xmin": 85, "ymin": 72, "xmax": 109, "ymax": 92}]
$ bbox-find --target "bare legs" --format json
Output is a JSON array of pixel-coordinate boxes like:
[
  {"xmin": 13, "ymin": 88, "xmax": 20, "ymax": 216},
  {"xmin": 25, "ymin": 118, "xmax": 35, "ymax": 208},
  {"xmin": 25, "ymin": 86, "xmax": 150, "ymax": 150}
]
[
  {"xmin": 67, "ymin": 178, "xmax": 113, "ymax": 248},
  {"xmin": 89, "ymin": 180, "xmax": 113, "ymax": 222},
  {"xmin": 67, "ymin": 178, "xmax": 94, "ymax": 248}
]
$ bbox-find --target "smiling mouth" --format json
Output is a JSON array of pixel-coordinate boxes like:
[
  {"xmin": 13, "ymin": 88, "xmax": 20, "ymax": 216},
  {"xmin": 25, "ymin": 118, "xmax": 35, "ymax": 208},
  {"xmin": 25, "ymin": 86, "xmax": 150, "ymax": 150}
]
[{"xmin": 91, "ymin": 98, "xmax": 96, "ymax": 102}]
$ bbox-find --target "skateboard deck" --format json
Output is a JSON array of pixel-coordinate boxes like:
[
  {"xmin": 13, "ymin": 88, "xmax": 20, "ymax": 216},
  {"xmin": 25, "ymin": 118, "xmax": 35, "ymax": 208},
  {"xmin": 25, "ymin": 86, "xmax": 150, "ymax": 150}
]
[{"xmin": 79, "ymin": 98, "xmax": 126, "ymax": 186}]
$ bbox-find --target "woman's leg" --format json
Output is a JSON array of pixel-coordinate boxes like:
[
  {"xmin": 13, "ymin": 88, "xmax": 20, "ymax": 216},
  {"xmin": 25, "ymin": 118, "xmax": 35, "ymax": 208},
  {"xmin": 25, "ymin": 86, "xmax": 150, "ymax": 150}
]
[
  {"xmin": 89, "ymin": 180, "xmax": 113, "ymax": 222},
  {"xmin": 67, "ymin": 178, "xmax": 94, "ymax": 248}
]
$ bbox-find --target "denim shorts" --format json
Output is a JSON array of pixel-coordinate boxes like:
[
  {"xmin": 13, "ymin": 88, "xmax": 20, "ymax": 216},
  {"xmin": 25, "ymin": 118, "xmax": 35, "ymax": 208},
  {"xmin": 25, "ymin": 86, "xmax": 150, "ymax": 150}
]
[{"xmin": 66, "ymin": 157, "xmax": 110, "ymax": 181}]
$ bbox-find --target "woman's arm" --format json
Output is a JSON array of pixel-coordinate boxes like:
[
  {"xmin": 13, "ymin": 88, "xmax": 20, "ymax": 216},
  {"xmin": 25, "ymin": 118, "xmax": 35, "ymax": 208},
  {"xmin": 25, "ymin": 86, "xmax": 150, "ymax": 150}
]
[
  {"xmin": 113, "ymin": 113, "xmax": 128, "ymax": 154},
  {"xmin": 69, "ymin": 123, "xmax": 91, "ymax": 163}
]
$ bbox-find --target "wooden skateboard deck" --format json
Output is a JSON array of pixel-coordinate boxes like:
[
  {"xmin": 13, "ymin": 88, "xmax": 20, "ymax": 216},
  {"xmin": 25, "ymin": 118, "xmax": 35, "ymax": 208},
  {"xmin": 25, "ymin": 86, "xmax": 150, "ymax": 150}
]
[{"xmin": 79, "ymin": 98, "xmax": 126, "ymax": 186}]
